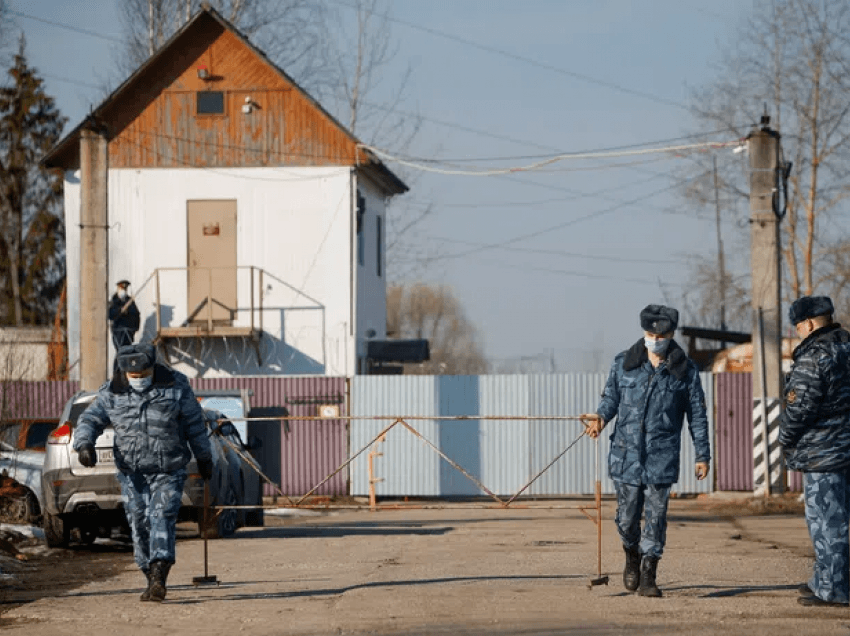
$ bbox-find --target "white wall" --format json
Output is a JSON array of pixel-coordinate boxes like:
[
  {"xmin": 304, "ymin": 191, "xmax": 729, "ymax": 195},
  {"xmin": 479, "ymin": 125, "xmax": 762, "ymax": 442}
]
[
  {"xmin": 0, "ymin": 327, "xmax": 52, "ymax": 381},
  {"xmin": 64, "ymin": 166, "xmax": 360, "ymax": 378},
  {"xmin": 354, "ymin": 176, "xmax": 389, "ymax": 368}
]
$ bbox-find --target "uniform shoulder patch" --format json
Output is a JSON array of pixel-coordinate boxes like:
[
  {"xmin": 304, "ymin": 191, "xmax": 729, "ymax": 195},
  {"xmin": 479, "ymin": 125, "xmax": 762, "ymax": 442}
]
[{"xmin": 786, "ymin": 389, "xmax": 797, "ymax": 404}]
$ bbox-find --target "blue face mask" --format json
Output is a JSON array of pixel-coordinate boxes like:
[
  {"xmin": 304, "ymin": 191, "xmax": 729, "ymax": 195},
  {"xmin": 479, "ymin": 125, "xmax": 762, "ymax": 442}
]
[
  {"xmin": 128, "ymin": 375, "xmax": 153, "ymax": 392},
  {"xmin": 644, "ymin": 337, "xmax": 670, "ymax": 355}
]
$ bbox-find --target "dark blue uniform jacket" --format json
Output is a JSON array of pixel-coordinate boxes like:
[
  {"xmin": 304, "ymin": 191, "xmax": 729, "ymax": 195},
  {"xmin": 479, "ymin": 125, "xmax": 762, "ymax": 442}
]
[
  {"xmin": 597, "ymin": 339, "xmax": 711, "ymax": 485},
  {"xmin": 780, "ymin": 323, "xmax": 850, "ymax": 473},
  {"xmin": 73, "ymin": 364, "xmax": 213, "ymax": 474}
]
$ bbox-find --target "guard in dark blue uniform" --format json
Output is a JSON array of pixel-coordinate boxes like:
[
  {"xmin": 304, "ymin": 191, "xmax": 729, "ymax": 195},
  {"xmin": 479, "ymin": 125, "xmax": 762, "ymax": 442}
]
[
  {"xmin": 582, "ymin": 305, "xmax": 711, "ymax": 597},
  {"xmin": 73, "ymin": 344, "xmax": 214, "ymax": 602},
  {"xmin": 108, "ymin": 280, "xmax": 140, "ymax": 350},
  {"xmin": 780, "ymin": 295, "xmax": 850, "ymax": 607}
]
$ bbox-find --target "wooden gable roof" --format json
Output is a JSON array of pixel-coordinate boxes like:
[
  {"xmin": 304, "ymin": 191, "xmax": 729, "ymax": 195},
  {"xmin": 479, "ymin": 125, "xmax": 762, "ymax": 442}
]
[{"xmin": 42, "ymin": 7, "xmax": 407, "ymax": 195}]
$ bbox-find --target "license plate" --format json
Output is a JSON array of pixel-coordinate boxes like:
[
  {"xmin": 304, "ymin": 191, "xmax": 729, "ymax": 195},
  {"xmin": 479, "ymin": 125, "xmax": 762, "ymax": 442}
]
[{"xmin": 98, "ymin": 448, "xmax": 114, "ymax": 463}]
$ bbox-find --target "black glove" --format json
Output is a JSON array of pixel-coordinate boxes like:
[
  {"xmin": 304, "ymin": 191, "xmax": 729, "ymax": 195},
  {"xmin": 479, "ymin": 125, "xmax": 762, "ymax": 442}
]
[
  {"xmin": 197, "ymin": 458, "xmax": 214, "ymax": 481},
  {"xmin": 78, "ymin": 445, "xmax": 97, "ymax": 468}
]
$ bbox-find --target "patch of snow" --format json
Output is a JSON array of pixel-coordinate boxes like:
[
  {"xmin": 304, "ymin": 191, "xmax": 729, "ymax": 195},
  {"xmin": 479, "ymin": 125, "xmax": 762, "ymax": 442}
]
[{"xmin": 264, "ymin": 507, "xmax": 325, "ymax": 517}]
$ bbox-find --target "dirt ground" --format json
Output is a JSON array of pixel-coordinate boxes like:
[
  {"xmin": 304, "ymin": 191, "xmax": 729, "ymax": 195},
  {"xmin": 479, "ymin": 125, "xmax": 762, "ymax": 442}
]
[{"xmin": 2, "ymin": 493, "xmax": 850, "ymax": 636}]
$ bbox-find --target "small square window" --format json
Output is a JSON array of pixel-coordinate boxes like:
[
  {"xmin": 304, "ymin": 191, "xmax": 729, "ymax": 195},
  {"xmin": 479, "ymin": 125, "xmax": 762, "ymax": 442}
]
[{"xmin": 197, "ymin": 91, "xmax": 224, "ymax": 115}]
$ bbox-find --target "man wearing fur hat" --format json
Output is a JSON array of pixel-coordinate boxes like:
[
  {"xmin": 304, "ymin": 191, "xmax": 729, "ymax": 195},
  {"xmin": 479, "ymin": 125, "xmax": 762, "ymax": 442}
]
[
  {"xmin": 108, "ymin": 280, "xmax": 140, "ymax": 350},
  {"xmin": 780, "ymin": 295, "xmax": 850, "ymax": 607},
  {"xmin": 581, "ymin": 304, "xmax": 710, "ymax": 598},
  {"xmin": 72, "ymin": 343, "xmax": 214, "ymax": 603}
]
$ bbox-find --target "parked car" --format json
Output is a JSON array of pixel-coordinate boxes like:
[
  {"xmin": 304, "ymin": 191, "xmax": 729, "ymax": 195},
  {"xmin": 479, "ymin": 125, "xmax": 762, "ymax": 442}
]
[
  {"xmin": 0, "ymin": 419, "xmax": 58, "ymax": 524},
  {"xmin": 40, "ymin": 389, "xmax": 264, "ymax": 547}
]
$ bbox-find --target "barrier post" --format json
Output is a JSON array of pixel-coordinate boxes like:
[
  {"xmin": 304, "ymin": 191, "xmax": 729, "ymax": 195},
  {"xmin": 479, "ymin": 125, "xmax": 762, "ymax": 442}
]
[{"xmin": 368, "ymin": 434, "xmax": 386, "ymax": 511}]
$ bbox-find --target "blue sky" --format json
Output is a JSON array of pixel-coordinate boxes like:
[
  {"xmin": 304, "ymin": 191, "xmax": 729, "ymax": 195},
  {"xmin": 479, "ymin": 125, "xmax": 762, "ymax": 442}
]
[{"xmin": 7, "ymin": 0, "xmax": 753, "ymax": 372}]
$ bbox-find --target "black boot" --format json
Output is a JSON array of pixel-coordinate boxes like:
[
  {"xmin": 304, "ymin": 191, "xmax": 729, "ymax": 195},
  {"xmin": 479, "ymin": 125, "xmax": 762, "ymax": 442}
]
[
  {"xmin": 139, "ymin": 568, "xmax": 152, "ymax": 601},
  {"xmin": 148, "ymin": 560, "xmax": 172, "ymax": 603},
  {"xmin": 637, "ymin": 556, "xmax": 662, "ymax": 598},
  {"xmin": 623, "ymin": 546, "xmax": 641, "ymax": 592}
]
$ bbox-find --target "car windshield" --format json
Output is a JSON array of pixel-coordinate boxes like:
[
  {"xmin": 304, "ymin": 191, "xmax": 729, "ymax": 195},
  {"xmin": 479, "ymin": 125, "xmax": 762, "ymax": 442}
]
[
  {"xmin": 25, "ymin": 422, "xmax": 55, "ymax": 450},
  {"xmin": 198, "ymin": 396, "xmax": 246, "ymax": 441},
  {"xmin": 69, "ymin": 399, "xmax": 95, "ymax": 425}
]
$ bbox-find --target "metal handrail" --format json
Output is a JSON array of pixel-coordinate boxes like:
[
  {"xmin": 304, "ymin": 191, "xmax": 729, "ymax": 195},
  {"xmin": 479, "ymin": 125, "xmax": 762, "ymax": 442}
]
[{"xmin": 131, "ymin": 266, "xmax": 268, "ymax": 335}]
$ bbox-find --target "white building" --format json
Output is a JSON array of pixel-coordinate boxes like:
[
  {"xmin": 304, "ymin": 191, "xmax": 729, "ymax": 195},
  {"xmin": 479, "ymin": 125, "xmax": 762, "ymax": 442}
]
[{"xmin": 43, "ymin": 7, "xmax": 407, "ymax": 379}]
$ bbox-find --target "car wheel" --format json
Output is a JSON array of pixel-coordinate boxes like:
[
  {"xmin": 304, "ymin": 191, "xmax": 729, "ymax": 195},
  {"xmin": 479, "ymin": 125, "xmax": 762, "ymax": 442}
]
[
  {"xmin": 216, "ymin": 485, "xmax": 239, "ymax": 538},
  {"xmin": 0, "ymin": 490, "xmax": 38, "ymax": 525},
  {"xmin": 197, "ymin": 484, "xmax": 238, "ymax": 539},
  {"xmin": 78, "ymin": 527, "xmax": 97, "ymax": 545},
  {"xmin": 244, "ymin": 487, "xmax": 264, "ymax": 527},
  {"xmin": 43, "ymin": 511, "xmax": 70, "ymax": 548}
]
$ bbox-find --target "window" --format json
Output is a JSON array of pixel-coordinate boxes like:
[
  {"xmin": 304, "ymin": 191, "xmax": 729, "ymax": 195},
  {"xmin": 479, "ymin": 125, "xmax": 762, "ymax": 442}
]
[
  {"xmin": 197, "ymin": 91, "xmax": 225, "ymax": 115},
  {"xmin": 356, "ymin": 190, "xmax": 365, "ymax": 266},
  {"xmin": 376, "ymin": 215, "xmax": 383, "ymax": 277},
  {"xmin": 25, "ymin": 422, "xmax": 55, "ymax": 450},
  {"xmin": 0, "ymin": 423, "xmax": 21, "ymax": 450}
]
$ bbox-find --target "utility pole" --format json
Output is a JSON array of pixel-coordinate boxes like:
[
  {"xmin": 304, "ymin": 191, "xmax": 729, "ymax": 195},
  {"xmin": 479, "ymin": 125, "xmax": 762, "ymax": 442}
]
[
  {"xmin": 748, "ymin": 114, "xmax": 783, "ymax": 497},
  {"xmin": 79, "ymin": 124, "xmax": 109, "ymax": 391},
  {"xmin": 713, "ymin": 155, "xmax": 728, "ymax": 350}
]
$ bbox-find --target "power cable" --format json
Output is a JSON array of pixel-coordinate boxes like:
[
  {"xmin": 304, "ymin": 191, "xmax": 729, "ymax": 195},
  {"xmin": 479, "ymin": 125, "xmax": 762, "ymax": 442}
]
[
  {"xmin": 465, "ymin": 256, "xmax": 662, "ymax": 287},
  {"xmin": 424, "ymin": 238, "xmax": 687, "ymax": 265},
  {"xmin": 8, "ymin": 7, "xmax": 123, "ymax": 43},
  {"xmin": 359, "ymin": 140, "xmax": 742, "ymax": 177},
  {"xmin": 428, "ymin": 177, "xmax": 697, "ymax": 261},
  {"xmin": 327, "ymin": 0, "xmax": 689, "ymax": 110}
]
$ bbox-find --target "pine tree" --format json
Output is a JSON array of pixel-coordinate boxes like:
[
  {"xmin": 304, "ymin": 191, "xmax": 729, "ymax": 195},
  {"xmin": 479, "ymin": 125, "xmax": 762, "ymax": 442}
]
[{"xmin": 0, "ymin": 35, "xmax": 67, "ymax": 326}]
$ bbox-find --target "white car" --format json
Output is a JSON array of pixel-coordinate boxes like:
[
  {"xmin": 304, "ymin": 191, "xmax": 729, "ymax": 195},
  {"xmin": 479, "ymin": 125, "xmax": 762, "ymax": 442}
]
[
  {"xmin": 0, "ymin": 419, "xmax": 58, "ymax": 524},
  {"xmin": 40, "ymin": 389, "xmax": 264, "ymax": 547}
]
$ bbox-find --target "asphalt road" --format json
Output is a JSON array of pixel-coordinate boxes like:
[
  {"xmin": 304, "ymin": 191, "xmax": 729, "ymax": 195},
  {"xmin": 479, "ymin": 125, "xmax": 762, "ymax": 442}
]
[{"xmin": 2, "ymin": 495, "xmax": 848, "ymax": 636}]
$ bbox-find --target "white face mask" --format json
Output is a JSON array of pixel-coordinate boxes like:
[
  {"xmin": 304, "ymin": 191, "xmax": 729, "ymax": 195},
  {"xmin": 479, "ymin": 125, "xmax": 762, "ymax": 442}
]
[
  {"xmin": 117, "ymin": 289, "xmax": 128, "ymax": 299},
  {"xmin": 128, "ymin": 375, "xmax": 153, "ymax": 392},
  {"xmin": 644, "ymin": 337, "xmax": 670, "ymax": 355}
]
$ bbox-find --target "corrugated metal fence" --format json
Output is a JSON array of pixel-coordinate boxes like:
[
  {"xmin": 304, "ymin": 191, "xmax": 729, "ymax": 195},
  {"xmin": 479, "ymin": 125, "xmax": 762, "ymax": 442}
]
[
  {"xmin": 5, "ymin": 372, "xmax": 804, "ymax": 496},
  {"xmin": 714, "ymin": 373, "xmax": 802, "ymax": 492},
  {"xmin": 350, "ymin": 373, "xmax": 715, "ymax": 497},
  {"xmin": 0, "ymin": 377, "xmax": 349, "ymax": 497},
  {"xmin": 192, "ymin": 377, "xmax": 348, "ymax": 496}
]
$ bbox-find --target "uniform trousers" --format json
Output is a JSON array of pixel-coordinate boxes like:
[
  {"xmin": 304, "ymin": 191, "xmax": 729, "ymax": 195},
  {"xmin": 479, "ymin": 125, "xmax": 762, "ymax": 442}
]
[
  {"xmin": 614, "ymin": 480, "xmax": 672, "ymax": 559},
  {"xmin": 804, "ymin": 468, "xmax": 850, "ymax": 604},
  {"xmin": 117, "ymin": 469, "xmax": 187, "ymax": 571}
]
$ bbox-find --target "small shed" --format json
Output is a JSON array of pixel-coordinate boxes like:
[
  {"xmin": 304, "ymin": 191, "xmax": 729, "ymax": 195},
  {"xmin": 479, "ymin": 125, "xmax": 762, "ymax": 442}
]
[{"xmin": 43, "ymin": 6, "xmax": 407, "ymax": 379}]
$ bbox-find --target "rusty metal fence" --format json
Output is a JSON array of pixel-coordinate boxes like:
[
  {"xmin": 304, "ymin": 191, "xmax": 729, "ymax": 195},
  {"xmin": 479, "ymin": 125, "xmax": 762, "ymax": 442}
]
[{"xmin": 218, "ymin": 412, "xmax": 611, "ymax": 587}]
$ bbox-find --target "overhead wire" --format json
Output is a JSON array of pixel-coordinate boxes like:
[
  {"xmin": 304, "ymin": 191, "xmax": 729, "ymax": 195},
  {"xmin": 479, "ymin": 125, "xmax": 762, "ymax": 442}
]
[
  {"xmin": 7, "ymin": 7, "xmax": 124, "ymax": 43},
  {"xmin": 465, "ymin": 257, "xmax": 662, "ymax": 287},
  {"xmin": 17, "ymin": 4, "xmax": 734, "ymax": 272},
  {"xmin": 327, "ymin": 0, "xmax": 689, "ymax": 111},
  {"xmin": 424, "ymin": 238, "xmax": 687, "ymax": 265},
  {"xmin": 359, "ymin": 140, "xmax": 743, "ymax": 177},
  {"xmin": 425, "ymin": 177, "xmax": 701, "ymax": 261}
]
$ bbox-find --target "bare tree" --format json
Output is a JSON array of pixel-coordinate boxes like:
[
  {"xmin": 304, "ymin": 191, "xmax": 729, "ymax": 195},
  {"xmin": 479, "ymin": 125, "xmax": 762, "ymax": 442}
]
[
  {"xmin": 115, "ymin": 0, "xmax": 331, "ymax": 94},
  {"xmin": 387, "ymin": 283, "xmax": 488, "ymax": 375},
  {"xmin": 684, "ymin": 0, "xmax": 850, "ymax": 322},
  {"xmin": 115, "ymin": 0, "xmax": 432, "ymax": 281},
  {"xmin": 321, "ymin": 0, "xmax": 432, "ymax": 283}
]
